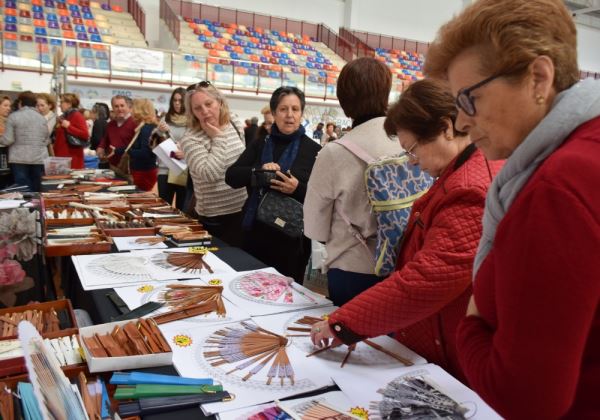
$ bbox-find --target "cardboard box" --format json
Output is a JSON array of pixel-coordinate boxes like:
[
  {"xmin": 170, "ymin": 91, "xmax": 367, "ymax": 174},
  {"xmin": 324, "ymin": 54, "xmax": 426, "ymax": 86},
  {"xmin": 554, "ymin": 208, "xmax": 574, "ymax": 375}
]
[{"xmin": 79, "ymin": 319, "xmax": 173, "ymax": 373}]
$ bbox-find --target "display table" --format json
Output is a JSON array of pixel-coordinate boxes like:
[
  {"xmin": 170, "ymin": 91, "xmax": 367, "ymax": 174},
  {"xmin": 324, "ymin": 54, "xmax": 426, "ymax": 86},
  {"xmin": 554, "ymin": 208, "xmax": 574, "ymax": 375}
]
[{"xmin": 87, "ymin": 246, "xmax": 268, "ymax": 324}]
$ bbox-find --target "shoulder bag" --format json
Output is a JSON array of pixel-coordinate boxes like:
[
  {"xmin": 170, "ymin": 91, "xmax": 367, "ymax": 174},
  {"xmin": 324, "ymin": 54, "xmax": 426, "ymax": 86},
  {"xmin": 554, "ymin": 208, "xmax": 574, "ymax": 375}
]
[
  {"xmin": 256, "ymin": 190, "xmax": 304, "ymax": 238},
  {"xmin": 62, "ymin": 110, "xmax": 90, "ymax": 148},
  {"xmin": 111, "ymin": 123, "xmax": 144, "ymax": 179}
]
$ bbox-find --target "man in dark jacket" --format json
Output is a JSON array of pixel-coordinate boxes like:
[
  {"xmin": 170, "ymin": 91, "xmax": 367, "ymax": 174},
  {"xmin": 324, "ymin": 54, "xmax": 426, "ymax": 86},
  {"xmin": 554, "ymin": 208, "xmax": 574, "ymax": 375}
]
[{"xmin": 243, "ymin": 116, "xmax": 258, "ymax": 146}]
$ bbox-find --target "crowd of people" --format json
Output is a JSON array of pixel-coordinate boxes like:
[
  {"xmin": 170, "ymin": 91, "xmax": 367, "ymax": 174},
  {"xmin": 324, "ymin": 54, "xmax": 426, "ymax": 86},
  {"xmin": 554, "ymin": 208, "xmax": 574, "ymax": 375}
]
[{"xmin": 0, "ymin": 0, "xmax": 597, "ymax": 417}]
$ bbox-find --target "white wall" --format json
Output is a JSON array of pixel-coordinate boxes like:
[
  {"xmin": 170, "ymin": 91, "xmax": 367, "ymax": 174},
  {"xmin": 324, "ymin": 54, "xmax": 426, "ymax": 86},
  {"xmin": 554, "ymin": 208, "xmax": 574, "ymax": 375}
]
[
  {"xmin": 346, "ymin": 0, "xmax": 464, "ymax": 42},
  {"xmin": 189, "ymin": 0, "xmax": 345, "ymax": 31},
  {"xmin": 137, "ymin": 0, "xmax": 160, "ymax": 47},
  {"xmin": 0, "ymin": 70, "xmax": 53, "ymax": 92},
  {"xmin": 577, "ymin": 25, "xmax": 600, "ymax": 73}
]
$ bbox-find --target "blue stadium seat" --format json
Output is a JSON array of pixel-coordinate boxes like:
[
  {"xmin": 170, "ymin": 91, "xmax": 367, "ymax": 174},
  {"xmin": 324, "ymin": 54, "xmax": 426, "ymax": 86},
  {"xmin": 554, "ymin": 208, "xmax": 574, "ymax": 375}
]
[{"xmin": 83, "ymin": 58, "xmax": 96, "ymax": 68}]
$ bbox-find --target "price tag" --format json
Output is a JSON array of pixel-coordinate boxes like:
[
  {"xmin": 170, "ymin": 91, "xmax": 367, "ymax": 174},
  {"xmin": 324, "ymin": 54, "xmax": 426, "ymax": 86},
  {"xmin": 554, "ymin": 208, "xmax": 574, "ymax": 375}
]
[{"xmin": 187, "ymin": 246, "xmax": 219, "ymax": 254}]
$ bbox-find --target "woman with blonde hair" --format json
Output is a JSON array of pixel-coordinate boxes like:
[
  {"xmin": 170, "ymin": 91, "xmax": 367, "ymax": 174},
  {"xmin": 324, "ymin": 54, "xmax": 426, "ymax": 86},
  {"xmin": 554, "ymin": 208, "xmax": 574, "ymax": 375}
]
[
  {"xmin": 127, "ymin": 98, "xmax": 158, "ymax": 191},
  {"xmin": 179, "ymin": 82, "xmax": 246, "ymax": 246},
  {"xmin": 424, "ymin": 0, "xmax": 600, "ymax": 417},
  {"xmin": 54, "ymin": 93, "xmax": 88, "ymax": 169}
]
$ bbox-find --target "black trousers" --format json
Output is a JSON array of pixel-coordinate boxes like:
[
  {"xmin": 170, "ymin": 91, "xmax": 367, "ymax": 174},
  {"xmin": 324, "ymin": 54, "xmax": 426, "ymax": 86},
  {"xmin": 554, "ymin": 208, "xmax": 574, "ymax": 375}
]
[
  {"xmin": 157, "ymin": 174, "xmax": 187, "ymax": 211},
  {"xmin": 243, "ymin": 223, "xmax": 310, "ymax": 284},
  {"xmin": 198, "ymin": 211, "xmax": 244, "ymax": 248}
]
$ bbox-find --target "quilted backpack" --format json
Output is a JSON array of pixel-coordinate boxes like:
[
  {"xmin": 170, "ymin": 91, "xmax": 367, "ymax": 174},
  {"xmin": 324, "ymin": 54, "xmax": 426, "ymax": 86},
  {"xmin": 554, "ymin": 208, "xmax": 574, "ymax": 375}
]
[{"xmin": 336, "ymin": 139, "xmax": 433, "ymax": 276}]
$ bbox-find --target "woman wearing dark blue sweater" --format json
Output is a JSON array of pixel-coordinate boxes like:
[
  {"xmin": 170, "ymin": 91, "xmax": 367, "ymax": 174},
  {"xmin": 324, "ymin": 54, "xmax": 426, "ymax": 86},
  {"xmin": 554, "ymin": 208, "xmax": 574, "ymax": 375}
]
[{"xmin": 128, "ymin": 99, "xmax": 158, "ymax": 191}]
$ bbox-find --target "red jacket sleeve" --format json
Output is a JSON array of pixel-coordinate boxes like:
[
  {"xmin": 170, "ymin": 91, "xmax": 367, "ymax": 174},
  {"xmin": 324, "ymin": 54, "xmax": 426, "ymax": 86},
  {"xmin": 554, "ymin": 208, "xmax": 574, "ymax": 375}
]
[
  {"xmin": 456, "ymin": 180, "xmax": 600, "ymax": 419},
  {"xmin": 329, "ymin": 186, "xmax": 485, "ymax": 340},
  {"xmin": 66, "ymin": 111, "xmax": 89, "ymax": 140}
]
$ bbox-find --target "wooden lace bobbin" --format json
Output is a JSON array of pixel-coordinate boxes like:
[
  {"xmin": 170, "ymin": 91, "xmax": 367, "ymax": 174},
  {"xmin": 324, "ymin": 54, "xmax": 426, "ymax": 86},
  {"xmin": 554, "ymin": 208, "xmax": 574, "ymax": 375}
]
[
  {"xmin": 81, "ymin": 335, "xmax": 109, "ymax": 358},
  {"xmin": 0, "ymin": 381, "xmax": 13, "ymax": 420},
  {"xmin": 122, "ymin": 322, "xmax": 152, "ymax": 355},
  {"xmin": 146, "ymin": 319, "xmax": 172, "ymax": 353},
  {"xmin": 96, "ymin": 333, "xmax": 128, "ymax": 357},
  {"xmin": 46, "ymin": 309, "xmax": 61, "ymax": 333},
  {"xmin": 110, "ymin": 325, "xmax": 136, "ymax": 356},
  {"xmin": 136, "ymin": 319, "xmax": 162, "ymax": 354},
  {"xmin": 78, "ymin": 372, "xmax": 98, "ymax": 420}
]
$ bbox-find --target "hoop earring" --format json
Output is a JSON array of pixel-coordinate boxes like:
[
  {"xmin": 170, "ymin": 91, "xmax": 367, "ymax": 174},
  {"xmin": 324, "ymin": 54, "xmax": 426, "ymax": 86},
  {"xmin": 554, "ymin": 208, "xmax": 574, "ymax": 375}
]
[{"xmin": 536, "ymin": 94, "xmax": 546, "ymax": 105}]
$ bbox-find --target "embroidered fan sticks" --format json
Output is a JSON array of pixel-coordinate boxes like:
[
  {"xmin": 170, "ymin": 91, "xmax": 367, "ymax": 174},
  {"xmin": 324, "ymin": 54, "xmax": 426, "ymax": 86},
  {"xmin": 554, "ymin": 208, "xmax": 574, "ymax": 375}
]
[
  {"xmin": 163, "ymin": 251, "xmax": 214, "ymax": 274},
  {"xmin": 203, "ymin": 322, "xmax": 294, "ymax": 386},
  {"xmin": 151, "ymin": 284, "xmax": 226, "ymax": 324}
]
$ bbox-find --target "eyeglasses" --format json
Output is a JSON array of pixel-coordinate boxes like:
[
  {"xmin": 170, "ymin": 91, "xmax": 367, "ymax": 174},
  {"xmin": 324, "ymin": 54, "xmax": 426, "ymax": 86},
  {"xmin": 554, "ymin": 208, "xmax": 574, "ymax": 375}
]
[
  {"xmin": 186, "ymin": 81, "xmax": 212, "ymax": 91},
  {"xmin": 455, "ymin": 73, "xmax": 502, "ymax": 116},
  {"xmin": 405, "ymin": 141, "xmax": 418, "ymax": 161}
]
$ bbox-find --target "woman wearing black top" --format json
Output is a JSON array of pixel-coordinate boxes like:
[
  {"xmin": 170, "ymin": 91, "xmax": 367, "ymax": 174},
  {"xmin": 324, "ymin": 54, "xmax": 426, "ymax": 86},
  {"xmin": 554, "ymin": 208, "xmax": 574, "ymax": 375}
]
[
  {"xmin": 226, "ymin": 87, "xmax": 321, "ymax": 283},
  {"xmin": 90, "ymin": 102, "xmax": 109, "ymax": 150}
]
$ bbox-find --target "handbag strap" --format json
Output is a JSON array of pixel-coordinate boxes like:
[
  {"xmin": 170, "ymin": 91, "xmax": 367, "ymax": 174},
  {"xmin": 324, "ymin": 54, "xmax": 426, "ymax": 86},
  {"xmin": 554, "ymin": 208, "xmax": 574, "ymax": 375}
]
[
  {"xmin": 124, "ymin": 122, "xmax": 145, "ymax": 153},
  {"xmin": 230, "ymin": 120, "xmax": 242, "ymax": 141}
]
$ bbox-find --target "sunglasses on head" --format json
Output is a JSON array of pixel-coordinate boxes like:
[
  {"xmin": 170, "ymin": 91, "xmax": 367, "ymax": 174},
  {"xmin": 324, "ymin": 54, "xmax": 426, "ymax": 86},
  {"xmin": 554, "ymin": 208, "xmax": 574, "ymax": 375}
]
[{"xmin": 186, "ymin": 81, "xmax": 212, "ymax": 91}]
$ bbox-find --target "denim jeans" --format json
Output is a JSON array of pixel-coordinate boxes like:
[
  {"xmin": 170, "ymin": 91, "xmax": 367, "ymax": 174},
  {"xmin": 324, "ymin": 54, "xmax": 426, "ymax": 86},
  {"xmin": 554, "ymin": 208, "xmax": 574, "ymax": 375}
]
[
  {"xmin": 327, "ymin": 268, "xmax": 384, "ymax": 306},
  {"xmin": 11, "ymin": 163, "xmax": 44, "ymax": 192}
]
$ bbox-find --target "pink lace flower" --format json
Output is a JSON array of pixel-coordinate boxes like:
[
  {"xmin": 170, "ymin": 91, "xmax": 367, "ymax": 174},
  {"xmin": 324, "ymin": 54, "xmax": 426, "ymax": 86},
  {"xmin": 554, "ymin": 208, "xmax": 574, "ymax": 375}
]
[
  {"xmin": 0, "ymin": 242, "xmax": 18, "ymax": 261},
  {"xmin": 0, "ymin": 259, "xmax": 26, "ymax": 285}
]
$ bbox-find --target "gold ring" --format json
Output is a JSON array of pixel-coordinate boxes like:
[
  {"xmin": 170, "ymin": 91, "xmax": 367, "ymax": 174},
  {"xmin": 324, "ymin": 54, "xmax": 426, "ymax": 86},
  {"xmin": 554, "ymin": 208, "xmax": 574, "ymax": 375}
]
[{"xmin": 315, "ymin": 327, "xmax": 321, "ymax": 333}]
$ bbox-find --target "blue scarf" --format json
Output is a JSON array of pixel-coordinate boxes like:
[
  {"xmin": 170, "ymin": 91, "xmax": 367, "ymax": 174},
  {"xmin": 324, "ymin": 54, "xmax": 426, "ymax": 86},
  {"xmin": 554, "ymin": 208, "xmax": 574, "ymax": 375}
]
[{"xmin": 242, "ymin": 124, "xmax": 304, "ymax": 229}]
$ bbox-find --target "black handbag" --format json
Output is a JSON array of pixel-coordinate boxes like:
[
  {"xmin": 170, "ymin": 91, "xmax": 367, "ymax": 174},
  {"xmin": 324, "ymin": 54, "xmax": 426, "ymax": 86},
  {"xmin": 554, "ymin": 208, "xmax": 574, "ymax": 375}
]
[
  {"xmin": 61, "ymin": 110, "xmax": 90, "ymax": 148},
  {"xmin": 256, "ymin": 191, "xmax": 304, "ymax": 238},
  {"xmin": 66, "ymin": 132, "xmax": 90, "ymax": 148}
]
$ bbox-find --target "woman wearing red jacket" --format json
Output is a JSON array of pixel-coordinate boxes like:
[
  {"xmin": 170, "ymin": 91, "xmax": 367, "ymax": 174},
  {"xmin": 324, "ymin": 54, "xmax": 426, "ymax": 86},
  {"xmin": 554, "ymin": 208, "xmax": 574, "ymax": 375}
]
[
  {"xmin": 311, "ymin": 79, "xmax": 502, "ymax": 381},
  {"xmin": 54, "ymin": 93, "xmax": 88, "ymax": 169},
  {"xmin": 423, "ymin": 0, "xmax": 600, "ymax": 418}
]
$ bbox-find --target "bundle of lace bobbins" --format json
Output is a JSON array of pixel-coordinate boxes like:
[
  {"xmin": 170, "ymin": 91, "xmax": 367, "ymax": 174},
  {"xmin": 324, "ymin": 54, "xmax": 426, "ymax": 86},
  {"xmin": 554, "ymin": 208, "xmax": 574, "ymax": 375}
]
[
  {"xmin": 82, "ymin": 319, "xmax": 171, "ymax": 358},
  {"xmin": 0, "ymin": 308, "xmax": 60, "ymax": 337}
]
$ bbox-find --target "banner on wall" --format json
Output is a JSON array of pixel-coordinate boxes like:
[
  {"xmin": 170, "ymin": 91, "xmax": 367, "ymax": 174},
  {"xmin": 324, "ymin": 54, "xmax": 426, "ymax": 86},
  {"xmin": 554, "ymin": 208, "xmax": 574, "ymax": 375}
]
[
  {"xmin": 69, "ymin": 84, "xmax": 171, "ymax": 114},
  {"xmin": 303, "ymin": 105, "xmax": 351, "ymax": 131},
  {"xmin": 110, "ymin": 45, "xmax": 164, "ymax": 72}
]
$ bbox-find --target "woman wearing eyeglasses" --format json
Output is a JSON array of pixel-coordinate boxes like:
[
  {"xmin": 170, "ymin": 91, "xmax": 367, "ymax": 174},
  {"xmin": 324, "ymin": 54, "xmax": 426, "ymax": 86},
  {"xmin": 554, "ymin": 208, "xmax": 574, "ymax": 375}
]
[
  {"xmin": 423, "ymin": 0, "xmax": 600, "ymax": 418},
  {"xmin": 226, "ymin": 86, "xmax": 321, "ymax": 283},
  {"xmin": 310, "ymin": 78, "xmax": 503, "ymax": 381},
  {"xmin": 179, "ymin": 82, "xmax": 247, "ymax": 247}
]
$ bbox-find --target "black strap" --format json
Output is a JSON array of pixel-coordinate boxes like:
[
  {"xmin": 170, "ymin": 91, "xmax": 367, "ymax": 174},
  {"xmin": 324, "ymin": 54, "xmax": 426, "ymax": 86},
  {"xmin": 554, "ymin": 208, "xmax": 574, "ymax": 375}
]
[
  {"xmin": 231, "ymin": 121, "xmax": 242, "ymax": 141},
  {"xmin": 453, "ymin": 143, "xmax": 477, "ymax": 170}
]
